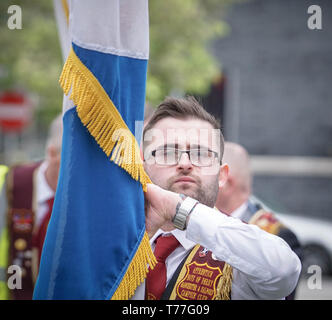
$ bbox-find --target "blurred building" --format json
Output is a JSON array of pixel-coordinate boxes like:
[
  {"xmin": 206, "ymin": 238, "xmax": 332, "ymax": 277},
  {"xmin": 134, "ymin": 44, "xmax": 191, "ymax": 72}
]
[{"xmin": 204, "ymin": 0, "xmax": 332, "ymax": 220}]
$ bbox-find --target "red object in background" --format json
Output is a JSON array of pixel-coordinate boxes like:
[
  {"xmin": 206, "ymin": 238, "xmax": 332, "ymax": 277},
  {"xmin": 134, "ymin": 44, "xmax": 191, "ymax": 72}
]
[{"xmin": 0, "ymin": 91, "xmax": 33, "ymax": 133}]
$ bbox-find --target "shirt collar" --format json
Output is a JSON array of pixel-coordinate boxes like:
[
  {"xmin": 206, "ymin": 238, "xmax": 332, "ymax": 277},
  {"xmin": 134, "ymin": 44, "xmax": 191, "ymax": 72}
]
[
  {"xmin": 150, "ymin": 228, "xmax": 196, "ymax": 251},
  {"xmin": 36, "ymin": 161, "xmax": 55, "ymax": 204},
  {"xmin": 230, "ymin": 201, "xmax": 249, "ymax": 220}
]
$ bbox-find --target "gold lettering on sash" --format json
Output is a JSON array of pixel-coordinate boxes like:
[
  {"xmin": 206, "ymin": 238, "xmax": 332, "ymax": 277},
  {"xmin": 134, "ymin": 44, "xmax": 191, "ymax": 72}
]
[{"xmin": 176, "ymin": 262, "xmax": 222, "ymax": 300}]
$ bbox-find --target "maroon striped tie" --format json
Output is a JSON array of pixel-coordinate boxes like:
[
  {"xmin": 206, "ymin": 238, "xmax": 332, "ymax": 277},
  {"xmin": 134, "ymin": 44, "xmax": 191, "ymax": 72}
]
[{"xmin": 146, "ymin": 234, "xmax": 180, "ymax": 300}]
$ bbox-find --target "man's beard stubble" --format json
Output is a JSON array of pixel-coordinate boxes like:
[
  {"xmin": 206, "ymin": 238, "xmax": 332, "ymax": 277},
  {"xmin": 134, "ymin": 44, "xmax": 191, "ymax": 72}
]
[{"xmin": 166, "ymin": 173, "xmax": 219, "ymax": 208}]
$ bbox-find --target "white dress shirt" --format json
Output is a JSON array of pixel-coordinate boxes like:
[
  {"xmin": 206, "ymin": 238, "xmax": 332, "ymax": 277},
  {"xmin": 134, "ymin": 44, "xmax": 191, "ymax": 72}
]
[{"xmin": 131, "ymin": 203, "xmax": 301, "ymax": 300}]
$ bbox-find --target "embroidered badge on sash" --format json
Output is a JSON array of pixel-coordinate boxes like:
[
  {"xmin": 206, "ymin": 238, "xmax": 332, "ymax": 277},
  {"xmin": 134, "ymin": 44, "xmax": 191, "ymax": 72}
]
[
  {"xmin": 199, "ymin": 247, "xmax": 209, "ymax": 257},
  {"xmin": 176, "ymin": 262, "xmax": 222, "ymax": 300},
  {"xmin": 11, "ymin": 209, "xmax": 34, "ymax": 233},
  {"xmin": 168, "ymin": 245, "xmax": 232, "ymax": 300}
]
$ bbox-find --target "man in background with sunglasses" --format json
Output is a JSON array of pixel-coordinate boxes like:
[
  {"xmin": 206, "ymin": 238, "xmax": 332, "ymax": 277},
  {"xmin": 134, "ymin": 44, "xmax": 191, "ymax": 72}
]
[{"xmin": 134, "ymin": 96, "xmax": 301, "ymax": 300}]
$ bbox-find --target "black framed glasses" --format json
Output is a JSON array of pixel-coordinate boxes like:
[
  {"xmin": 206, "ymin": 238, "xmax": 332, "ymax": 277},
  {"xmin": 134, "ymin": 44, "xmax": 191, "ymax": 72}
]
[{"xmin": 150, "ymin": 148, "xmax": 219, "ymax": 167}]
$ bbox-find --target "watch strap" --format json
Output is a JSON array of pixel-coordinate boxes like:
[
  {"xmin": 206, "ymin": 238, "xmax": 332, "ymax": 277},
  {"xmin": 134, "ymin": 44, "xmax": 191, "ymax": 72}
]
[{"xmin": 173, "ymin": 196, "xmax": 198, "ymax": 230}]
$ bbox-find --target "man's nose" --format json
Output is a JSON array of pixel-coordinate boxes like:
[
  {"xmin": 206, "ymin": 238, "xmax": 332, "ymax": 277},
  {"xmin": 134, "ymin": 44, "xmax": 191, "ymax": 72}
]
[{"xmin": 177, "ymin": 152, "xmax": 193, "ymax": 170}]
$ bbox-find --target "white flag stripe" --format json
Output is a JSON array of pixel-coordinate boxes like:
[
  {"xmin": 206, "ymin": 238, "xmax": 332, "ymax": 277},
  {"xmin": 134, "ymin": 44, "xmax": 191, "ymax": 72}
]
[
  {"xmin": 62, "ymin": 92, "xmax": 75, "ymax": 114},
  {"xmin": 70, "ymin": 0, "xmax": 149, "ymax": 60},
  {"xmin": 53, "ymin": 0, "xmax": 71, "ymax": 62}
]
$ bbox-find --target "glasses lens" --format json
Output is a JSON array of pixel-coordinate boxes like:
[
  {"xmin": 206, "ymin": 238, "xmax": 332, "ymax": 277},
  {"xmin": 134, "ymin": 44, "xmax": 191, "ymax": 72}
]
[
  {"xmin": 154, "ymin": 149, "xmax": 178, "ymax": 165},
  {"xmin": 190, "ymin": 149, "xmax": 214, "ymax": 166}
]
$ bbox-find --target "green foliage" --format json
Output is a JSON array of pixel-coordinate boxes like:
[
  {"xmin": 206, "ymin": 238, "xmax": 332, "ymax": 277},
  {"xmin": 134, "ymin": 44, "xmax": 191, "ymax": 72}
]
[
  {"xmin": 148, "ymin": 0, "xmax": 233, "ymax": 105},
  {"xmin": 0, "ymin": 0, "xmax": 63, "ymax": 129},
  {"xmin": 0, "ymin": 0, "xmax": 243, "ymax": 124}
]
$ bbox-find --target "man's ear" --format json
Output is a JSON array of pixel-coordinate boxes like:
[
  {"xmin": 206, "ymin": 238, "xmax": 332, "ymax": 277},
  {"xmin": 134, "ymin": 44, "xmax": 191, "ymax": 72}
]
[{"xmin": 218, "ymin": 163, "xmax": 229, "ymax": 189}]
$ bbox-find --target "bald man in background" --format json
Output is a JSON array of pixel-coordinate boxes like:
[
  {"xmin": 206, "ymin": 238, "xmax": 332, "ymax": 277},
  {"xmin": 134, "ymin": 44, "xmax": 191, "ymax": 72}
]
[{"xmin": 216, "ymin": 142, "xmax": 302, "ymax": 299}]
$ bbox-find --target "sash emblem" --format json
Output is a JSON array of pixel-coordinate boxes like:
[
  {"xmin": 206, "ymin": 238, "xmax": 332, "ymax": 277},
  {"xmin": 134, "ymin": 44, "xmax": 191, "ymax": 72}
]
[
  {"xmin": 11, "ymin": 209, "xmax": 33, "ymax": 233},
  {"xmin": 199, "ymin": 247, "xmax": 209, "ymax": 257},
  {"xmin": 176, "ymin": 262, "xmax": 222, "ymax": 300}
]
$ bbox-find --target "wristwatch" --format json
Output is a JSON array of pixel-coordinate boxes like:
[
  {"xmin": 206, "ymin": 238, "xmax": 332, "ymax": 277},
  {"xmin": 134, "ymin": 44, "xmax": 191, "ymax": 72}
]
[{"xmin": 172, "ymin": 194, "xmax": 199, "ymax": 230}]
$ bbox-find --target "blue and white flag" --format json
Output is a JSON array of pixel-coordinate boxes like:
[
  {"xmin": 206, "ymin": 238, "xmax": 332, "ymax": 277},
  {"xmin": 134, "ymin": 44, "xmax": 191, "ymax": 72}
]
[{"xmin": 33, "ymin": 0, "xmax": 155, "ymax": 300}]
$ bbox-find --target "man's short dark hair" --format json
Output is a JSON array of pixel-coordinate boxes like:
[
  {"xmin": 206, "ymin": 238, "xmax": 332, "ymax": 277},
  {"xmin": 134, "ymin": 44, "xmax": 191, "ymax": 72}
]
[{"xmin": 143, "ymin": 96, "xmax": 224, "ymax": 161}]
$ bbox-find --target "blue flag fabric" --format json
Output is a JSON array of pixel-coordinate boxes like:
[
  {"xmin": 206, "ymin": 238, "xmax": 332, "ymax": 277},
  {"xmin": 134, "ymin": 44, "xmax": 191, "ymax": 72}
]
[{"xmin": 33, "ymin": 0, "xmax": 155, "ymax": 300}]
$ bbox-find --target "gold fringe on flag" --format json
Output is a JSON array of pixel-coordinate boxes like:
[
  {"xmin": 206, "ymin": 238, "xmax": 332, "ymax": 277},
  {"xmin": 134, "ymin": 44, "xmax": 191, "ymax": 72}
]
[
  {"xmin": 215, "ymin": 263, "xmax": 233, "ymax": 300},
  {"xmin": 111, "ymin": 232, "xmax": 156, "ymax": 300},
  {"xmin": 59, "ymin": 47, "xmax": 156, "ymax": 300},
  {"xmin": 59, "ymin": 48, "xmax": 152, "ymax": 192},
  {"xmin": 61, "ymin": 0, "xmax": 69, "ymax": 25}
]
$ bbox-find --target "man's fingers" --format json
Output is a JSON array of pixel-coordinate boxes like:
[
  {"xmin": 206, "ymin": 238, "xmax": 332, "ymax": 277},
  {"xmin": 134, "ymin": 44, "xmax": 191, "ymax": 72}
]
[{"xmin": 144, "ymin": 183, "xmax": 161, "ymax": 203}]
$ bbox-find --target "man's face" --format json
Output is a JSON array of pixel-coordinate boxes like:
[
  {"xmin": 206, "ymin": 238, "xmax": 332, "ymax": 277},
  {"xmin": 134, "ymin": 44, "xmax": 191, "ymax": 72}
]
[{"xmin": 143, "ymin": 117, "xmax": 225, "ymax": 207}]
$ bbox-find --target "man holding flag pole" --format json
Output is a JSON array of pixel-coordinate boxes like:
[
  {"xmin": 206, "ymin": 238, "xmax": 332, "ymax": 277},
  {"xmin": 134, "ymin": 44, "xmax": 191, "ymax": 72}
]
[
  {"xmin": 34, "ymin": 0, "xmax": 301, "ymax": 300},
  {"xmin": 135, "ymin": 96, "xmax": 301, "ymax": 300}
]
